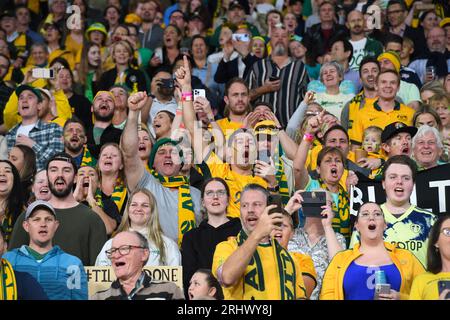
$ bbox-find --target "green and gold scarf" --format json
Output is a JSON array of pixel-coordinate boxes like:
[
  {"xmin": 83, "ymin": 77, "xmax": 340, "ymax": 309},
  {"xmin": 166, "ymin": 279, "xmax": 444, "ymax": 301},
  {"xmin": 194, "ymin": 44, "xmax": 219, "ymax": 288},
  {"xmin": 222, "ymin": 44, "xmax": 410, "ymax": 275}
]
[
  {"xmin": 0, "ymin": 258, "xmax": 17, "ymax": 300},
  {"xmin": 80, "ymin": 146, "xmax": 97, "ymax": 168},
  {"xmin": 95, "ymin": 178, "xmax": 127, "ymax": 213},
  {"xmin": 318, "ymin": 178, "xmax": 351, "ymax": 245},
  {"xmin": 1, "ymin": 214, "xmax": 13, "ymax": 243},
  {"xmin": 150, "ymin": 170, "xmax": 196, "ymax": 247},
  {"xmin": 274, "ymin": 145, "xmax": 290, "ymax": 205},
  {"xmin": 236, "ymin": 230, "xmax": 297, "ymax": 300}
]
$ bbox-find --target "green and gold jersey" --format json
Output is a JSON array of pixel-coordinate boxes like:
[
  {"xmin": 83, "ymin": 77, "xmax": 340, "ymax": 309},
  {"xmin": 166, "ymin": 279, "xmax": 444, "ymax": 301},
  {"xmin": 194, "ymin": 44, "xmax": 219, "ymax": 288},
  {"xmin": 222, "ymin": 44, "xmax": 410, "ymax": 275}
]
[{"xmin": 350, "ymin": 204, "xmax": 436, "ymax": 266}]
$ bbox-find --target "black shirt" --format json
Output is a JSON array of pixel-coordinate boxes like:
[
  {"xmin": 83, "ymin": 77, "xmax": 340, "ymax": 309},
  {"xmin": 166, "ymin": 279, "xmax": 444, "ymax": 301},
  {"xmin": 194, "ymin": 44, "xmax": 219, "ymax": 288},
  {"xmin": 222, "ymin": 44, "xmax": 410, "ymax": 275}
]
[{"xmin": 181, "ymin": 217, "xmax": 241, "ymax": 298}]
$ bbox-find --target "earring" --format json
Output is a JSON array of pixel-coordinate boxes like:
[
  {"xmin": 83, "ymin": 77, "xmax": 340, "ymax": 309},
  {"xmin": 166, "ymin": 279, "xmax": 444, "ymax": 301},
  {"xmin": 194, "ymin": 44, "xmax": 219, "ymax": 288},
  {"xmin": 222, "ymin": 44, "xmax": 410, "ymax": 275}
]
[{"xmin": 435, "ymin": 245, "xmax": 439, "ymax": 252}]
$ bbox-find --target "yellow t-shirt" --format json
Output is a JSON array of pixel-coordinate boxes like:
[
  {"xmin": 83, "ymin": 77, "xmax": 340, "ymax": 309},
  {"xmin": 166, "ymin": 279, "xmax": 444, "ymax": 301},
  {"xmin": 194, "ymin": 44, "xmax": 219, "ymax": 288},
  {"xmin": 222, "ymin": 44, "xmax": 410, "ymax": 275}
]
[
  {"xmin": 207, "ymin": 153, "xmax": 267, "ymax": 218},
  {"xmin": 409, "ymin": 272, "xmax": 450, "ymax": 300},
  {"xmin": 212, "ymin": 237, "xmax": 307, "ymax": 300},
  {"xmin": 351, "ymin": 100, "xmax": 415, "ymax": 145},
  {"xmin": 216, "ymin": 117, "xmax": 243, "ymax": 140},
  {"xmin": 347, "ymin": 94, "xmax": 377, "ymax": 143},
  {"xmin": 65, "ymin": 34, "xmax": 83, "ymax": 65}
]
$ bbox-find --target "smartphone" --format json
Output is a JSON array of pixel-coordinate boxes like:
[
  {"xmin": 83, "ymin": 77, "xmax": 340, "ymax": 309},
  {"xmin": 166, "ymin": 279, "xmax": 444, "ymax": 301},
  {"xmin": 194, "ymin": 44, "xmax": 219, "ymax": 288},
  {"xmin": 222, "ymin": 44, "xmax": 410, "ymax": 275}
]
[
  {"xmin": 154, "ymin": 47, "xmax": 163, "ymax": 61},
  {"xmin": 300, "ymin": 191, "xmax": 327, "ymax": 218},
  {"xmin": 193, "ymin": 89, "xmax": 206, "ymax": 100},
  {"xmin": 32, "ymin": 68, "xmax": 54, "ymax": 79},
  {"xmin": 374, "ymin": 283, "xmax": 391, "ymax": 300},
  {"xmin": 267, "ymin": 194, "xmax": 284, "ymax": 219},
  {"xmin": 232, "ymin": 33, "xmax": 250, "ymax": 42},
  {"xmin": 269, "ymin": 76, "xmax": 280, "ymax": 81},
  {"xmin": 438, "ymin": 280, "xmax": 450, "ymax": 299},
  {"xmin": 257, "ymin": 149, "xmax": 271, "ymax": 164}
]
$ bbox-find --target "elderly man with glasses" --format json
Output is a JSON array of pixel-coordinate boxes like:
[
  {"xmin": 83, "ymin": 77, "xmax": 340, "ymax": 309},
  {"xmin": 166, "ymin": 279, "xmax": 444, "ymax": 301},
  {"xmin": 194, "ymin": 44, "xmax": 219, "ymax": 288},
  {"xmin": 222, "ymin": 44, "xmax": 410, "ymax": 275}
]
[{"xmin": 91, "ymin": 231, "xmax": 184, "ymax": 300}]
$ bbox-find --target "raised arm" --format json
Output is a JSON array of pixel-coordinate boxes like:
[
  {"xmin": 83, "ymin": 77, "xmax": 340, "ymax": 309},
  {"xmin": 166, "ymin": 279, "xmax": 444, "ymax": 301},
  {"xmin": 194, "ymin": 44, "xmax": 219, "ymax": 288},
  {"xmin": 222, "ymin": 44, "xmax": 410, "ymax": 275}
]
[
  {"xmin": 121, "ymin": 92, "xmax": 148, "ymax": 191},
  {"xmin": 293, "ymin": 112, "xmax": 323, "ymax": 189},
  {"xmin": 262, "ymin": 110, "xmax": 299, "ymax": 161}
]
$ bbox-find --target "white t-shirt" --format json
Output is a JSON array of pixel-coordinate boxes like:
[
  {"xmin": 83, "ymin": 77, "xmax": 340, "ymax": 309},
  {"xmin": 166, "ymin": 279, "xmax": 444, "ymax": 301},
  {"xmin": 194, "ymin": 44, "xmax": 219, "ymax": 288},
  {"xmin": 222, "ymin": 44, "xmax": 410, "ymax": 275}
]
[
  {"xmin": 16, "ymin": 123, "xmax": 35, "ymax": 138},
  {"xmin": 349, "ymin": 38, "xmax": 367, "ymax": 71}
]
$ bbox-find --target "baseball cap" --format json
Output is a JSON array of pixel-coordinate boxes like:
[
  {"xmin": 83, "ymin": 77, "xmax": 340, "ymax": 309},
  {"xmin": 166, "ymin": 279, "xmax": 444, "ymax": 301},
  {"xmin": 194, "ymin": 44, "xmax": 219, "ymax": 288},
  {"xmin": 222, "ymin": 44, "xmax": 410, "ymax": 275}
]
[
  {"xmin": 381, "ymin": 122, "xmax": 418, "ymax": 143},
  {"xmin": 46, "ymin": 152, "xmax": 78, "ymax": 174},
  {"xmin": 25, "ymin": 200, "xmax": 56, "ymax": 220},
  {"xmin": 229, "ymin": 0, "xmax": 244, "ymax": 10},
  {"xmin": 36, "ymin": 88, "xmax": 52, "ymax": 101},
  {"xmin": 188, "ymin": 11, "xmax": 202, "ymax": 22},
  {"xmin": 16, "ymin": 85, "xmax": 43, "ymax": 102},
  {"xmin": 0, "ymin": 11, "xmax": 15, "ymax": 20}
]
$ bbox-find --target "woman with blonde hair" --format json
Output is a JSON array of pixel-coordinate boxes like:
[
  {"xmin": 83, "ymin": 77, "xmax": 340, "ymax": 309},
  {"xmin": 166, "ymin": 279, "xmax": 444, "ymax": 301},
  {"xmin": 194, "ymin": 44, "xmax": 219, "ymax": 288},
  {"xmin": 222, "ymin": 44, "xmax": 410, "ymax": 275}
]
[
  {"xmin": 97, "ymin": 143, "xmax": 128, "ymax": 215},
  {"xmin": 95, "ymin": 188, "xmax": 181, "ymax": 266}
]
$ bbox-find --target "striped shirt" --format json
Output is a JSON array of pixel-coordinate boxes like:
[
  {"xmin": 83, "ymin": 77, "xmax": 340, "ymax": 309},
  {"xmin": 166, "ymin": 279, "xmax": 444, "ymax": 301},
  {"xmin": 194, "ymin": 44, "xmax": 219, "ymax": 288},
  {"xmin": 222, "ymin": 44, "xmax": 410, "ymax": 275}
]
[
  {"xmin": 246, "ymin": 57, "xmax": 309, "ymax": 127},
  {"xmin": 90, "ymin": 272, "xmax": 185, "ymax": 300}
]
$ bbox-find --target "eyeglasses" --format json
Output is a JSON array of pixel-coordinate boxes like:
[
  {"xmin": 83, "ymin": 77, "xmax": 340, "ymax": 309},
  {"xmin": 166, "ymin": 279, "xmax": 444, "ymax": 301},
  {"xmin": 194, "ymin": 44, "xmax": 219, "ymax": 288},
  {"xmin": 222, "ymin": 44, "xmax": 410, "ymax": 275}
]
[
  {"xmin": 358, "ymin": 212, "xmax": 384, "ymax": 220},
  {"xmin": 441, "ymin": 228, "xmax": 450, "ymax": 237},
  {"xmin": 204, "ymin": 190, "xmax": 227, "ymax": 198},
  {"xmin": 105, "ymin": 245, "xmax": 145, "ymax": 259}
]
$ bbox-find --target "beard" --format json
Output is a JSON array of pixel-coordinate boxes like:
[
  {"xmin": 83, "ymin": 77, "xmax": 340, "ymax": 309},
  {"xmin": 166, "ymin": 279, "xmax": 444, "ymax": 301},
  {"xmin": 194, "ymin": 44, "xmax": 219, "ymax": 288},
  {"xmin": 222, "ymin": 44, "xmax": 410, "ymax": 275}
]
[
  {"xmin": 272, "ymin": 44, "xmax": 287, "ymax": 56},
  {"xmin": 94, "ymin": 110, "xmax": 114, "ymax": 122},
  {"xmin": 65, "ymin": 141, "xmax": 84, "ymax": 154},
  {"xmin": 49, "ymin": 179, "xmax": 74, "ymax": 198}
]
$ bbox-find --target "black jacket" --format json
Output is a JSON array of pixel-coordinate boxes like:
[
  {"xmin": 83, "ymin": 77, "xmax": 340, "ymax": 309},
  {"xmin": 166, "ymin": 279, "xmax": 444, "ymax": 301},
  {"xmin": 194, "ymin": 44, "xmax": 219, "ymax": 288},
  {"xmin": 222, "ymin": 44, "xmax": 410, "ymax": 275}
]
[
  {"xmin": 86, "ymin": 123, "xmax": 123, "ymax": 160},
  {"xmin": 303, "ymin": 22, "xmax": 348, "ymax": 57},
  {"xmin": 214, "ymin": 54, "xmax": 260, "ymax": 84},
  {"xmin": 97, "ymin": 67, "xmax": 148, "ymax": 94},
  {"xmin": 181, "ymin": 217, "xmax": 241, "ymax": 298}
]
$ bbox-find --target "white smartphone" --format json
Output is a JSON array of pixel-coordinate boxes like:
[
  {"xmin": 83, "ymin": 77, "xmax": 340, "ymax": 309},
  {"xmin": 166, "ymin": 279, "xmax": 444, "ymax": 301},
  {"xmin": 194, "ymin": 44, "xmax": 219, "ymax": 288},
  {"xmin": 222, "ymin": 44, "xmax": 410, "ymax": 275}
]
[
  {"xmin": 154, "ymin": 47, "xmax": 163, "ymax": 61},
  {"xmin": 32, "ymin": 68, "xmax": 55, "ymax": 79},
  {"xmin": 193, "ymin": 89, "xmax": 206, "ymax": 100},
  {"xmin": 232, "ymin": 33, "xmax": 250, "ymax": 42}
]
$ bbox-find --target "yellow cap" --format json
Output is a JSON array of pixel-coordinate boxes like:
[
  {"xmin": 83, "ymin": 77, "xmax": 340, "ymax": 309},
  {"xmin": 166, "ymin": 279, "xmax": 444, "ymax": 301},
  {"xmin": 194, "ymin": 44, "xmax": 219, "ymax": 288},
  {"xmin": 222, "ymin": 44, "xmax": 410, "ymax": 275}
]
[
  {"xmin": 377, "ymin": 51, "xmax": 401, "ymax": 73},
  {"xmin": 440, "ymin": 17, "xmax": 450, "ymax": 28},
  {"xmin": 125, "ymin": 13, "xmax": 142, "ymax": 25}
]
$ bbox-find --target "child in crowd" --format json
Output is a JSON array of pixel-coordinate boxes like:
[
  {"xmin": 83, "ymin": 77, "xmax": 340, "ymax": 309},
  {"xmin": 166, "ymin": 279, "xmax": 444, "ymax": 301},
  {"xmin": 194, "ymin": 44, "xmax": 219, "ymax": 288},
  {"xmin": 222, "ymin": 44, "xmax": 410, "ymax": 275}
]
[{"xmin": 361, "ymin": 126, "xmax": 383, "ymax": 159}]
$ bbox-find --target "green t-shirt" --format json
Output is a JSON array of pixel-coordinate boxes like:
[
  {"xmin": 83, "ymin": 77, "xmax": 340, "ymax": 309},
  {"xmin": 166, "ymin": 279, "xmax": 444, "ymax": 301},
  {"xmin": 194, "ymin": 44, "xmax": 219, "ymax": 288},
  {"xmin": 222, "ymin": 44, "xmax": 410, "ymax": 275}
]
[
  {"xmin": 93, "ymin": 127, "xmax": 105, "ymax": 145},
  {"xmin": 26, "ymin": 246, "xmax": 49, "ymax": 261}
]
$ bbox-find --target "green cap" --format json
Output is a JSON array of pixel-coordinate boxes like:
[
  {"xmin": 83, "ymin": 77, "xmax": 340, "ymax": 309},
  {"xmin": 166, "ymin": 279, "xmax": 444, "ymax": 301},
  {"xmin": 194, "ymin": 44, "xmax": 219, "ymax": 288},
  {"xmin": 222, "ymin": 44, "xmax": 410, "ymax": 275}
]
[
  {"xmin": 15, "ymin": 85, "xmax": 43, "ymax": 102},
  {"xmin": 148, "ymin": 137, "xmax": 183, "ymax": 169}
]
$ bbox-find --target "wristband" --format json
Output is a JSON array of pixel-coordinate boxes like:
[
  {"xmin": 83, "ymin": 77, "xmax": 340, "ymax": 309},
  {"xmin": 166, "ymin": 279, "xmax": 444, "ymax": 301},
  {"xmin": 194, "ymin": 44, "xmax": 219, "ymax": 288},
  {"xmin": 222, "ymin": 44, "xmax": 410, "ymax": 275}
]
[
  {"xmin": 303, "ymin": 133, "xmax": 315, "ymax": 142},
  {"xmin": 181, "ymin": 92, "xmax": 192, "ymax": 102}
]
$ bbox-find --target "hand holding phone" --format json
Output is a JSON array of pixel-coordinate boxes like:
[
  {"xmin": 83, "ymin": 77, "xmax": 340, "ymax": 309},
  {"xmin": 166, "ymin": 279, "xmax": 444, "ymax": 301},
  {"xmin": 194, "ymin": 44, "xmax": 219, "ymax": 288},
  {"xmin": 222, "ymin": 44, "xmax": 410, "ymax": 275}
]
[
  {"xmin": 300, "ymin": 191, "xmax": 327, "ymax": 218},
  {"xmin": 269, "ymin": 76, "xmax": 280, "ymax": 82},
  {"xmin": 32, "ymin": 68, "xmax": 55, "ymax": 79},
  {"xmin": 193, "ymin": 89, "xmax": 206, "ymax": 100},
  {"xmin": 374, "ymin": 283, "xmax": 391, "ymax": 300}
]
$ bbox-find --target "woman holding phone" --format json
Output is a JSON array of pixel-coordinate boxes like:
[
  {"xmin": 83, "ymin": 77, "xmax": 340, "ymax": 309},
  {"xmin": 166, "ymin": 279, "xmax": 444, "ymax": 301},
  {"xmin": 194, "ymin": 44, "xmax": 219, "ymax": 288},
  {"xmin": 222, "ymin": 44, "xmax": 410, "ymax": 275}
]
[
  {"xmin": 286, "ymin": 189, "xmax": 346, "ymax": 300},
  {"xmin": 410, "ymin": 214, "xmax": 450, "ymax": 300},
  {"xmin": 320, "ymin": 202, "xmax": 424, "ymax": 300}
]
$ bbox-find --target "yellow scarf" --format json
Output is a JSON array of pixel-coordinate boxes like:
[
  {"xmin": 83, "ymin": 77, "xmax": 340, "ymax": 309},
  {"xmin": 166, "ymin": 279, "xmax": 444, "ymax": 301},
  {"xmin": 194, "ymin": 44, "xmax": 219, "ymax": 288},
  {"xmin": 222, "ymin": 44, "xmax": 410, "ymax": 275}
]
[
  {"xmin": 150, "ymin": 170, "xmax": 196, "ymax": 247},
  {"xmin": 0, "ymin": 259, "xmax": 17, "ymax": 300},
  {"xmin": 236, "ymin": 230, "xmax": 297, "ymax": 300}
]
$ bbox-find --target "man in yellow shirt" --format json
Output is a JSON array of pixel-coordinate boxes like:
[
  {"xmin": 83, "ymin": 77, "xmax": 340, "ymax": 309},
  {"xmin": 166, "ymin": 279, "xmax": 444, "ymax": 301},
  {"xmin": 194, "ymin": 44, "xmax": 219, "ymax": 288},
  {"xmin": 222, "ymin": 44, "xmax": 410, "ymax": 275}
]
[
  {"xmin": 212, "ymin": 184, "xmax": 308, "ymax": 300},
  {"xmin": 216, "ymin": 78, "xmax": 252, "ymax": 140},
  {"xmin": 351, "ymin": 70, "xmax": 415, "ymax": 148}
]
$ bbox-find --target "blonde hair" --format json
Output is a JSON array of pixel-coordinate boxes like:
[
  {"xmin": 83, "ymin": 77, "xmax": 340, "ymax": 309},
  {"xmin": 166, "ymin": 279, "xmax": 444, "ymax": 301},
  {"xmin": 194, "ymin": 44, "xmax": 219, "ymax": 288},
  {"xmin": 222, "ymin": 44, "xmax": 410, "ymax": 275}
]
[
  {"xmin": 115, "ymin": 188, "xmax": 167, "ymax": 265},
  {"xmin": 363, "ymin": 126, "xmax": 382, "ymax": 138}
]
